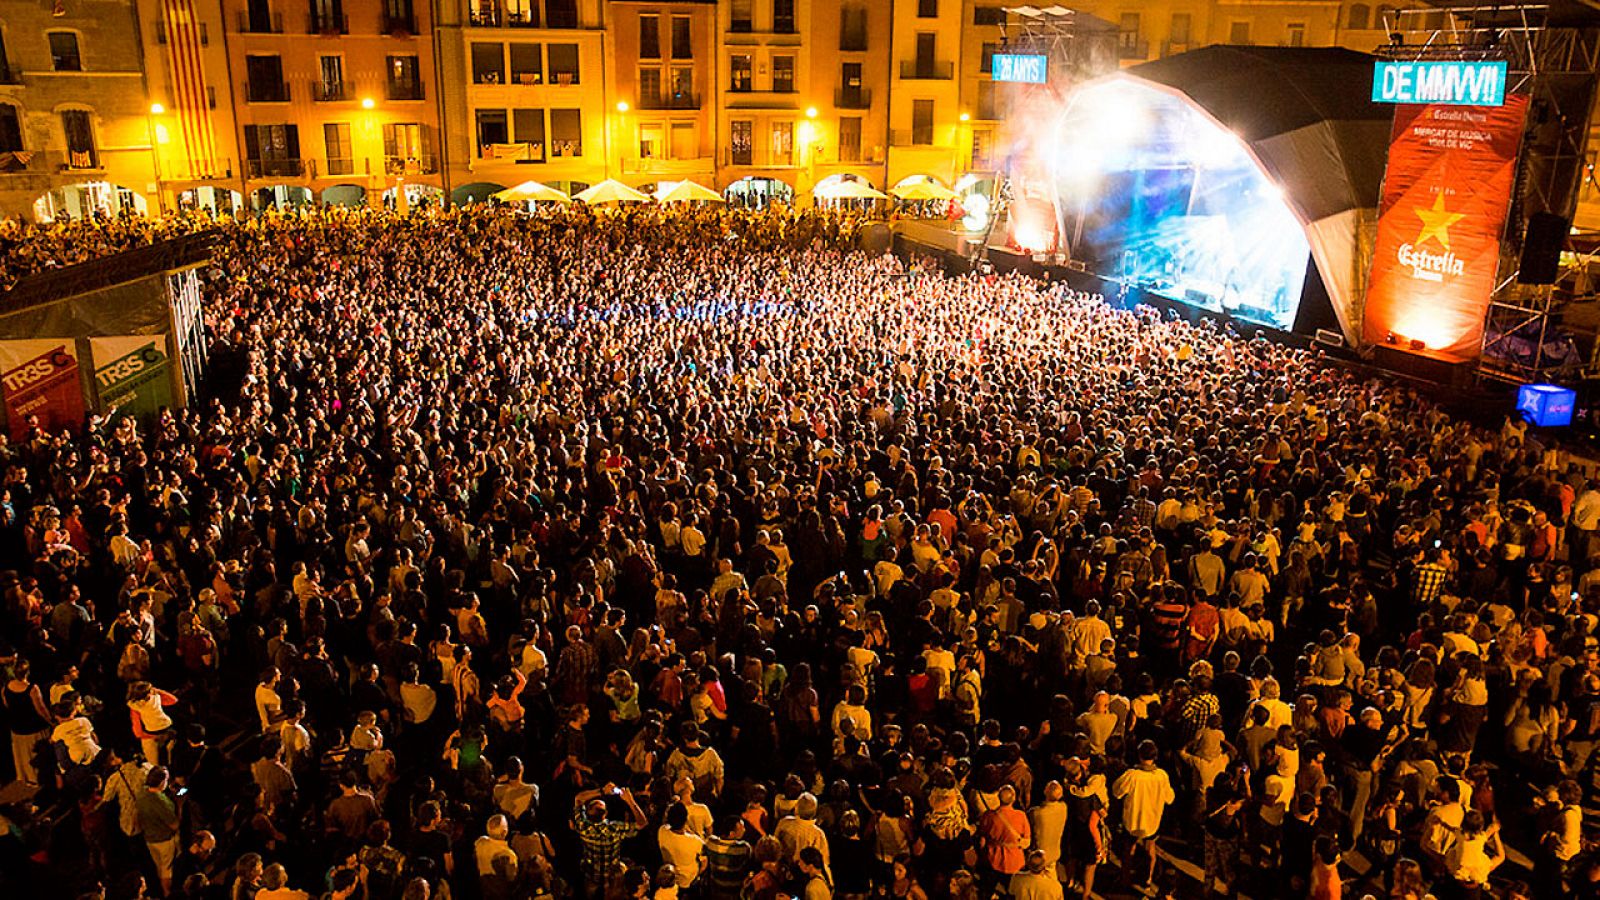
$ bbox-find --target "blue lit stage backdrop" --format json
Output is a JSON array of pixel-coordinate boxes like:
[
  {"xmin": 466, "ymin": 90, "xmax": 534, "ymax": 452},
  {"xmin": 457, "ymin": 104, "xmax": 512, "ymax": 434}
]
[{"xmin": 1048, "ymin": 78, "xmax": 1311, "ymax": 331}]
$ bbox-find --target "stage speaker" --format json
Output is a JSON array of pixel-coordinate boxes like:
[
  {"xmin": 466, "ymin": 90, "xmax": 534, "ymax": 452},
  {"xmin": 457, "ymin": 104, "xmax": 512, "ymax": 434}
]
[
  {"xmin": 1314, "ymin": 328, "xmax": 1346, "ymax": 348},
  {"xmin": 1519, "ymin": 212, "xmax": 1568, "ymax": 284}
]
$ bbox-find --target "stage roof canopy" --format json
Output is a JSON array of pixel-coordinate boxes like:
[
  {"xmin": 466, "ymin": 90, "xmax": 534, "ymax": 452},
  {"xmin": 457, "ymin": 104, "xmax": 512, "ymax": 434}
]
[{"xmin": 1119, "ymin": 46, "xmax": 1394, "ymax": 344}]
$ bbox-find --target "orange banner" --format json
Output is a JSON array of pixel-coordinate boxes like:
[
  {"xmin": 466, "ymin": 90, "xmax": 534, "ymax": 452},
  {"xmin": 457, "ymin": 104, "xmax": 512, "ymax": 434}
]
[{"xmin": 1363, "ymin": 96, "xmax": 1528, "ymax": 360}]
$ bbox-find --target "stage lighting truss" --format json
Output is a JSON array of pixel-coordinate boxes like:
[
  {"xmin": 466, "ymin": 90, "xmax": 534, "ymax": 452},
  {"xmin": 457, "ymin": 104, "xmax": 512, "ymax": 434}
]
[{"xmin": 1377, "ymin": 4, "xmax": 1600, "ymax": 383}]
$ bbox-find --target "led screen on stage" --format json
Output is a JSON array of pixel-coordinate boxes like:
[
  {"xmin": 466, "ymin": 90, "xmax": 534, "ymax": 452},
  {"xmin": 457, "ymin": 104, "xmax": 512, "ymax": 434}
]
[
  {"xmin": 1047, "ymin": 79, "xmax": 1311, "ymax": 331},
  {"xmin": 993, "ymin": 54, "xmax": 1049, "ymax": 84}
]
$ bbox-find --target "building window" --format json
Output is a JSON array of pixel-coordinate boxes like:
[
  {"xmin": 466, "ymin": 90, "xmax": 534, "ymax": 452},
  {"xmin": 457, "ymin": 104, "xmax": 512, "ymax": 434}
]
[
  {"xmin": 840, "ymin": 7, "xmax": 867, "ymax": 51},
  {"xmin": 512, "ymin": 108, "xmax": 545, "ymax": 160},
  {"xmin": 731, "ymin": 119, "xmax": 752, "ymax": 164},
  {"xmin": 912, "ymin": 99, "xmax": 933, "ymax": 145},
  {"xmin": 510, "ymin": 43, "xmax": 543, "ymax": 84},
  {"xmin": 246, "ymin": 55, "xmax": 288, "ymax": 102},
  {"xmin": 1286, "ymin": 23, "xmax": 1305, "ymax": 46},
  {"xmin": 730, "ymin": 55, "xmax": 752, "ymax": 91},
  {"xmin": 549, "ymin": 108, "xmax": 581, "ymax": 156},
  {"xmin": 246, "ymin": 0, "xmax": 276, "ymax": 33},
  {"xmin": 773, "ymin": 0, "xmax": 794, "ymax": 33},
  {"xmin": 476, "ymin": 109, "xmax": 508, "ymax": 155},
  {"xmin": 471, "ymin": 43, "xmax": 505, "ymax": 84},
  {"xmin": 546, "ymin": 0, "xmax": 578, "ymax": 28},
  {"xmin": 771, "ymin": 121, "xmax": 793, "ymax": 165},
  {"xmin": 839, "ymin": 116, "xmax": 861, "ymax": 162},
  {"xmin": 243, "ymin": 123, "xmax": 299, "ymax": 176},
  {"xmin": 640, "ymin": 123, "xmax": 663, "ymax": 159},
  {"xmin": 639, "ymin": 67, "xmax": 662, "ymax": 104},
  {"xmin": 324, "ymin": 122, "xmax": 352, "ymax": 175},
  {"xmin": 980, "ymin": 42, "xmax": 996, "ymax": 74},
  {"xmin": 506, "ymin": 0, "xmax": 538, "ymax": 26},
  {"xmin": 317, "ymin": 56, "xmax": 345, "ymax": 101},
  {"xmin": 978, "ymin": 80, "xmax": 997, "ymax": 119},
  {"xmin": 0, "ymin": 104, "xmax": 21, "ymax": 152},
  {"xmin": 384, "ymin": 0, "xmax": 415, "ymax": 32},
  {"xmin": 383, "ymin": 122, "xmax": 428, "ymax": 173},
  {"xmin": 918, "ymin": 0, "xmax": 937, "ymax": 18},
  {"xmin": 1229, "ymin": 21, "xmax": 1251, "ymax": 44},
  {"xmin": 772, "ymin": 56, "xmax": 794, "ymax": 92},
  {"xmin": 671, "ymin": 16, "xmax": 691, "ymax": 58},
  {"xmin": 1118, "ymin": 13, "xmax": 1142, "ymax": 57},
  {"xmin": 639, "ymin": 15, "xmax": 660, "ymax": 60},
  {"xmin": 731, "ymin": 0, "xmax": 752, "ymax": 33},
  {"xmin": 671, "ymin": 66, "xmax": 693, "ymax": 101},
  {"xmin": 1348, "ymin": 4, "xmax": 1370, "ymax": 29},
  {"xmin": 547, "ymin": 44, "xmax": 579, "ymax": 84},
  {"xmin": 973, "ymin": 6, "xmax": 1004, "ymax": 26},
  {"xmin": 309, "ymin": 0, "xmax": 346, "ymax": 34},
  {"xmin": 670, "ymin": 122, "xmax": 694, "ymax": 159},
  {"xmin": 1168, "ymin": 13, "xmax": 1191, "ymax": 52},
  {"xmin": 48, "ymin": 32, "xmax": 82, "ymax": 72},
  {"xmin": 387, "ymin": 55, "xmax": 422, "ymax": 100}
]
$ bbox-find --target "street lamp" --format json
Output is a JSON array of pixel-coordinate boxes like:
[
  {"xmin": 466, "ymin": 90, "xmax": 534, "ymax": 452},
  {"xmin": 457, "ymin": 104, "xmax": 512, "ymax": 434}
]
[
  {"xmin": 616, "ymin": 101, "xmax": 630, "ymax": 113},
  {"xmin": 150, "ymin": 103, "xmax": 165, "ymax": 115},
  {"xmin": 362, "ymin": 97, "xmax": 376, "ymax": 110},
  {"xmin": 805, "ymin": 106, "xmax": 818, "ymax": 119}
]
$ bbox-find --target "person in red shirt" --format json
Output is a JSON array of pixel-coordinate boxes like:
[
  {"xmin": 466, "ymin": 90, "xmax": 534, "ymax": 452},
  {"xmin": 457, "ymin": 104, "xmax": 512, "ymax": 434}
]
[
  {"xmin": 1183, "ymin": 595, "xmax": 1221, "ymax": 664},
  {"xmin": 978, "ymin": 784, "xmax": 1031, "ymax": 887}
]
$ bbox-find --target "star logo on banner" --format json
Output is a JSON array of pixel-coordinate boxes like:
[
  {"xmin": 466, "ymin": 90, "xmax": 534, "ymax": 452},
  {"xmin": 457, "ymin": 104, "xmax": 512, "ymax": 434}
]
[{"xmin": 1414, "ymin": 193, "xmax": 1465, "ymax": 251}]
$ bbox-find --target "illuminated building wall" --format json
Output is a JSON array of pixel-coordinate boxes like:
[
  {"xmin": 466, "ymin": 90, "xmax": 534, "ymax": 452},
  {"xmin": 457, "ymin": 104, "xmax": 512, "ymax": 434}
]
[
  {"xmin": 436, "ymin": 0, "xmax": 610, "ymax": 199},
  {"xmin": 8, "ymin": 0, "xmax": 1591, "ymax": 220},
  {"xmin": 0, "ymin": 0, "xmax": 160, "ymax": 220},
  {"xmin": 216, "ymin": 0, "xmax": 446, "ymax": 209}
]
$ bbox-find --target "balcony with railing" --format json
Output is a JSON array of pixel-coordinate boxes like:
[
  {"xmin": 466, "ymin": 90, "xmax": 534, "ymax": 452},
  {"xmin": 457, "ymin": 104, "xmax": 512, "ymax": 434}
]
[
  {"xmin": 324, "ymin": 157, "xmax": 367, "ymax": 177},
  {"xmin": 835, "ymin": 87, "xmax": 871, "ymax": 109},
  {"xmin": 312, "ymin": 80, "xmax": 348, "ymax": 102},
  {"xmin": 309, "ymin": 12, "xmax": 349, "ymax": 35},
  {"xmin": 638, "ymin": 91, "xmax": 700, "ymax": 111},
  {"xmin": 387, "ymin": 81, "xmax": 425, "ymax": 101},
  {"xmin": 238, "ymin": 11, "xmax": 284, "ymax": 33},
  {"xmin": 899, "ymin": 59, "xmax": 953, "ymax": 80},
  {"xmin": 890, "ymin": 129, "xmax": 935, "ymax": 147},
  {"xmin": 1118, "ymin": 37, "xmax": 1149, "ymax": 60},
  {"xmin": 383, "ymin": 13, "xmax": 416, "ymax": 35},
  {"xmin": 245, "ymin": 80, "xmax": 292, "ymax": 103},
  {"xmin": 246, "ymin": 158, "xmax": 313, "ymax": 179},
  {"xmin": 470, "ymin": 8, "xmax": 502, "ymax": 26},
  {"xmin": 64, "ymin": 148, "xmax": 102, "ymax": 170},
  {"xmin": 386, "ymin": 154, "xmax": 438, "ymax": 175}
]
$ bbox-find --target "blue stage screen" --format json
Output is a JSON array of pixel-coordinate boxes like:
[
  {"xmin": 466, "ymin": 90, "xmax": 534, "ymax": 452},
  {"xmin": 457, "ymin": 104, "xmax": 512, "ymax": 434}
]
[
  {"xmin": 993, "ymin": 54, "xmax": 1049, "ymax": 84},
  {"xmin": 1047, "ymin": 79, "xmax": 1312, "ymax": 331}
]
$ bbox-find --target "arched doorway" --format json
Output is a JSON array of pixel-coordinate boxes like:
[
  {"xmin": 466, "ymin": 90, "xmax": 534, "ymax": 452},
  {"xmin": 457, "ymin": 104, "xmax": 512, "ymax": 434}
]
[
  {"xmin": 32, "ymin": 182, "xmax": 148, "ymax": 223},
  {"xmin": 321, "ymin": 184, "xmax": 367, "ymax": 208},
  {"xmin": 450, "ymin": 182, "xmax": 505, "ymax": 206},
  {"xmin": 383, "ymin": 183, "xmax": 444, "ymax": 211},
  {"xmin": 251, "ymin": 185, "xmax": 314, "ymax": 211},
  {"xmin": 724, "ymin": 176, "xmax": 793, "ymax": 209},
  {"xmin": 177, "ymin": 187, "xmax": 245, "ymax": 218}
]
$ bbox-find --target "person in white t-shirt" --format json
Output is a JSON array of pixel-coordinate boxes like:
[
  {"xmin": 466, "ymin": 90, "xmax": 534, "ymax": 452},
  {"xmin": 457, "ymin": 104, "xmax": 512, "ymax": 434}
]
[{"xmin": 657, "ymin": 802, "xmax": 706, "ymax": 889}]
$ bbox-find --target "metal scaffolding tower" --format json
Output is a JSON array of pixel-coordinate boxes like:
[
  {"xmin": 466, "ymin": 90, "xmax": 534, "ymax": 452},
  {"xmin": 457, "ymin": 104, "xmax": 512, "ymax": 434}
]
[{"xmin": 1376, "ymin": 4, "xmax": 1600, "ymax": 382}]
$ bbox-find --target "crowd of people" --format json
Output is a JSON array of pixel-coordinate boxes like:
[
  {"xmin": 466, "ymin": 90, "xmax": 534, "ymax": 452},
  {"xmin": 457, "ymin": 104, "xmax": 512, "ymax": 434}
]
[{"xmin": 0, "ymin": 202, "xmax": 1594, "ymax": 900}]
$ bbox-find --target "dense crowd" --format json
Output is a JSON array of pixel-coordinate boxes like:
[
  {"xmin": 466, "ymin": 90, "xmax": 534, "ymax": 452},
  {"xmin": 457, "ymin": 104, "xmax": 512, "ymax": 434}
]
[{"xmin": 0, "ymin": 204, "xmax": 1594, "ymax": 900}]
